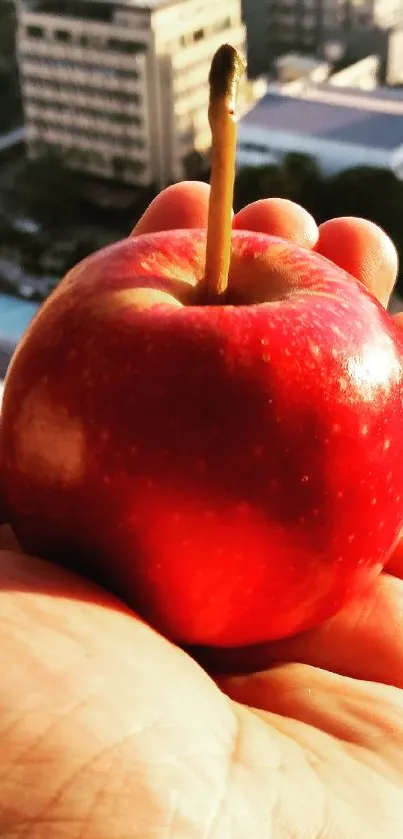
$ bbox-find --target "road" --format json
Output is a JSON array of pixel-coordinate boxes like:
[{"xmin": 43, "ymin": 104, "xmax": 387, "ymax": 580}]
[
  {"xmin": 0, "ymin": 127, "xmax": 24, "ymax": 156},
  {"xmin": 0, "ymin": 347, "xmax": 11, "ymax": 379}
]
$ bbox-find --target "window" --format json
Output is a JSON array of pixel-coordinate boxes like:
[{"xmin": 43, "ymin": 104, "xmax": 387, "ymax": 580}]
[
  {"xmin": 26, "ymin": 97, "xmax": 143, "ymax": 127},
  {"xmin": 180, "ymin": 128, "xmax": 194, "ymax": 144},
  {"xmin": 22, "ymin": 72, "xmax": 142, "ymax": 105},
  {"xmin": 55, "ymin": 30, "xmax": 70, "ymax": 42},
  {"xmin": 20, "ymin": 53, "xmax": 139, "ymax": 81},
  {"xmin": 213, "ymin": 16, "xmax": 231, "ymax": 32},
  {"xmin": 108, "ymin": 38, "xmax": 140, "ymax": 54},
  {"xmin": 30, "ymin": 116, "xmax": 144, "ymax": 149},
  {"xmin": 88, "ymin": 151, "xmax": 106, "ymax": 166},
  {"xmin": 125, "ymin": 160, "xmax": 146, "ymax": 173},
  {"xmin": 27, "ymin": 25, "xmax": 43, "ymax": 38}
]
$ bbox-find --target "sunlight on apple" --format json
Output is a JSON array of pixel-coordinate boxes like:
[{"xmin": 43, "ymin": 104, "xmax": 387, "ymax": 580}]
[
  {"xmin": 347, "ymin": 338, "xmax": 402, "ymax": 400},
  {"xmin": 15, "ymin": 389, "xmax": 85, "ymax": 484},
  {"xmin": 137, "ymin": 233, "xmax": 204, "ymax": 288},
  {"xmin": 94, "ymin": 288, "xmax": 184, "ymax": 315}
]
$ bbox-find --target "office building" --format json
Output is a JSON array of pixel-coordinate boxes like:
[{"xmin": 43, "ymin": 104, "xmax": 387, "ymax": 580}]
[
  {"xmin": 267, "ymin": 0, "xmax": 403, "ymax": 60},
  {"xmin": 16, "ymin": 0, "xmax": 246, "ymax": 187},
  {"xmin": 242, "ymin": 0, "xmax": 403, "ymax": 77}
]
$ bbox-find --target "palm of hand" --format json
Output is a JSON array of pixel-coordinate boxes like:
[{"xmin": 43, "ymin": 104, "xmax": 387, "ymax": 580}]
[
  {"xmin": 1, "ymin": 185, "xmax": 403, "ymax": 837},
  {"xmin": 1, "ymin": 545, "xmax": 402, "ymax": 839}
]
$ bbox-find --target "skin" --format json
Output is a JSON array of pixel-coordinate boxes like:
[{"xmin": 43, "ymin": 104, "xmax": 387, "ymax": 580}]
[{"xmin": 0, "ymin": 181, "xmax": 403, "ymax": 837}]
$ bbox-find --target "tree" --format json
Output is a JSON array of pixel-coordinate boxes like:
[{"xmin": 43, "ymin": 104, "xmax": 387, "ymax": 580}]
[
  {"xmin": 234, "ymin": 153, "xmax": 324, "ymax": 216},
  {"xmin": 234, "ymin": 160, "xmax": 403, "ymax": 292},
  {"xmin": 320, "ymin": 166, "xmax": 403, "ymax": 290},
  {"xmin": 281, "ymin": 153, "xmax": 324, "ymax": 217},
  {"xmin": 0, "ymin": 0, "xmax": 17, "ymax": 71},
  {"xmin": 14, "ymin": 151, "xmax": 83, "ymax": 227},
  {"xmin": 0, "ymin": 0, "xmax": 22, "ymax": 132},
  {"xmin": 234, "ymin": 163, "xmax": 293, "ymax": 211},
  {"xmin": 321, "ymin": 166, "xmax": 403, "ymax": 231}
]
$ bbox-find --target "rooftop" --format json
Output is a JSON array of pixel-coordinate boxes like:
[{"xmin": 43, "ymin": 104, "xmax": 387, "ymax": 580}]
[
  {"xmin": 276, "ymin": 53, "xmax": 328, "ymax": 74},
  {"xmin": 310, "ymin": 84, "xmax": 403, "ymax": 112},
  {"xmin": 240, "ymin": 89, "xmax": 403, "ymax": 150}
]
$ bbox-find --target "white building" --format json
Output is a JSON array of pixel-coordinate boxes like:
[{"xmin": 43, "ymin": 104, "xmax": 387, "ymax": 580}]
[
  {"xmin": 269, "ymin": 53, "xmax": 381, "ymax": 97},
  {"xmin": 274, "ymin": 53, "xmax": 330, "ymax": 86},
  {"xmin": 242, "ymin": 0, "xmax": 403, "ymax": 77},
  {"xmin": 16, "ymin": 0, "xmax": 246, "ymax": 187},
  {"xmin": 328, "ymin": 54, "xmax": 380, "ymax": 90},
  {"xmin": 267, "ymin": 0, "xmax": 403, "ymax": 61},
  {"xmin": 237, "ymin": 83, "xmax": 403, "ymax": 179}
]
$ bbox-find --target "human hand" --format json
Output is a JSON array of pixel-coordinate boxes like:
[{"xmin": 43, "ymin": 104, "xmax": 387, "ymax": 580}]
[{"xmin": 0, "ymin": 182, "xmax": 403, "ymax": 838}]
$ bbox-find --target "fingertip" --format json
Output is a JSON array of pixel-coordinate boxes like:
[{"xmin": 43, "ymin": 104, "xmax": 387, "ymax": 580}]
[
  {"xmin": 233, "ymin": 198, "xmax": 319, "ymax": 249},
  {"xmin": 131, "ymin": 181, "xmax": 211, "ymax": 237},
  {"xmin": 317, "ymin": 217, "xmax": 398, "ymax": 308}
]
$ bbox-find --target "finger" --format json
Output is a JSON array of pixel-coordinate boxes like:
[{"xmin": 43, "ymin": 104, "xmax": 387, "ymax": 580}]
[
  {"xmin": 222, "ymin": 664, "xmax": 403, "ymax": 836},
  {"xmin": 219, "ymin": 662, "xmax": 403, "ymax": 769},
  {"xmin": 131, "ymin": 181, "xmax": 211, "ymax": 237},
  {"xmin": 233, "ymin": 198, "xmax": 318, "ymax": 248},
  {"xmin": 0, "ymin": 525, "xmax": 20, "ymax": 552},
  {"xmin": 316, "ymin": 217, "xmax": 398, "ymax": 308},
  {"xmin": 197, "ymin": 574, "xmax": 403, "ymax": 689},
  {"xmin": 263, "ymin": 574, "xmax": 403, "ymax": 689}
]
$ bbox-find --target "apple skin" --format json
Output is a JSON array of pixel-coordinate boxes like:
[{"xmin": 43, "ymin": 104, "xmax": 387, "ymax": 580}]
[{"xmin": 2, "ymin": 228, "xmax": 403, "ymax": 647}]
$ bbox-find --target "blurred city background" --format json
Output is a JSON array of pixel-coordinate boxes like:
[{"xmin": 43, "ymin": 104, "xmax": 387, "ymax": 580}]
[{"xmin": 1, "ymin": 0, "xmax": 403, "ymax": 376}]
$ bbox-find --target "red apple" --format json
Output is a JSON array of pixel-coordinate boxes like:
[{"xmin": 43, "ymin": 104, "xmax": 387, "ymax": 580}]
[{"xmin": 1, "ymin": 226, "xmax": 403, "ymax": 647}]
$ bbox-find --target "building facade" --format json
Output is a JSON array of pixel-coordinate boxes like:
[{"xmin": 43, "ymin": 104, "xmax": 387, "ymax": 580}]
[
  {"xmin": 268, "ymin": 0, "xmax": 403, "ymax": 59},
  {"xmin": 16, "ymin": 0, "xmax": 246, "ymax": 187},
  {"xmin": 242, "ymin": 0, "xmax": 403, "ymax": 77}
]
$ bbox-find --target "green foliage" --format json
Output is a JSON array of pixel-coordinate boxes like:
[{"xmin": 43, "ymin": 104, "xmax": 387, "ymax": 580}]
[
  {"xmin": 234, "ymin": 158, "xmax": 403, "ymax": 290},
  {"xmin": 0, "ymin": 0, "xmax": 22, "ymax": 132},
  {"xmin": 324, "ymin": 167, "xmax": 403, "ymax": 244},
  {"xmin": 14, "ymin": 152, "xmax": 82, "ymax": 226},
  {"xmin": 0, "ymin": 0, "xmax": 17, "ymax": 65},
  {"xmin": 235, "ymin": 164, "xmax": 292, "ymax": 207},
  {"xmin": 234, "ymin": 152, "xmax": 324, "ymax": 216}
]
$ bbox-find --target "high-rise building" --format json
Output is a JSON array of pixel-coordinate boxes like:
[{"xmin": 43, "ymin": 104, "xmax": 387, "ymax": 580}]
[
  {"xmin": 16, "ymin": 0, "xmax": 246, "ymax": 187},
  {"xmin": 241, "ymin": 0, "xmax": 269, "ymax": 77},
  {"xmin": 267, "ymin": 0, "xmax": 403, "ymax": 60},
  {"xmin": 241, "ymin": 0, "xmax": 403, "ymax": 76}
]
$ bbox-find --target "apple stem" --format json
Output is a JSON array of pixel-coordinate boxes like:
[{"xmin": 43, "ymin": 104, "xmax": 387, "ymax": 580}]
[{"xmin": 202, "ymin": 44, "xmax": 246, "ymax": 301}]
